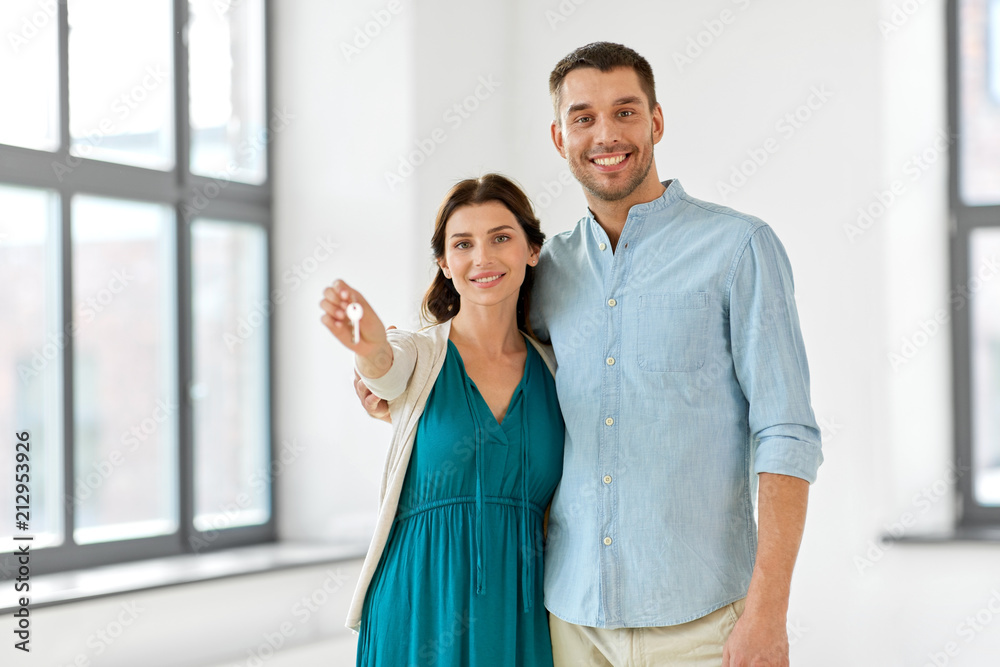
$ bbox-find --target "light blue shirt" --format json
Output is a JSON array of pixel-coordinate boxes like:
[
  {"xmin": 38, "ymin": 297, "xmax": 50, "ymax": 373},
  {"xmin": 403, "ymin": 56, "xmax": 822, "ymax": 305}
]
[{"xmin": 532, "ymin": 179, "xmax": 823, "ymax": 628}]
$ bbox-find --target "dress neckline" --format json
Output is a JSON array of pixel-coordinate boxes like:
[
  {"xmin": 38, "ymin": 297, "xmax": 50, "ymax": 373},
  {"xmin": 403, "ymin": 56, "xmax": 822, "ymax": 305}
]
[{"xmin": 447, "ymin": 334, "xmax": 533, "ymax": 428}]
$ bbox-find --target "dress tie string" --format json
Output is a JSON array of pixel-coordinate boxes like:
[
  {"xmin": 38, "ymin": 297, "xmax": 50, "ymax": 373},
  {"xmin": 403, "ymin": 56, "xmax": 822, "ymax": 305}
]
[
  {"xmin": 461, "ymin": 373, "xmax": 487, "ymax": 597},
  {"xmin": 459, "ymin": 341, "xmax": 535, "ymax": 611},
  {"xmin": 519, "ymin": 396, "xmax": 533, "ymax": 613}
]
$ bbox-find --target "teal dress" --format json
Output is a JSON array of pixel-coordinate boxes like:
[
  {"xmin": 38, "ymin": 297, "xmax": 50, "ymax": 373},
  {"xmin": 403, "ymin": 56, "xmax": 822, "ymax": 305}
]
[{"xmin": 357, "ymin": 337, "xmax": 565, "ymax": 666}]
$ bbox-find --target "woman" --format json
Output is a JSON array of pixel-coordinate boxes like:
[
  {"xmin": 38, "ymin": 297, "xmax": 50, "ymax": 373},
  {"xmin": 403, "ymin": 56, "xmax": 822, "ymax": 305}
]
[{"xmin": 320, "ymin": 174, "xmax": 565, "ymax": 666}]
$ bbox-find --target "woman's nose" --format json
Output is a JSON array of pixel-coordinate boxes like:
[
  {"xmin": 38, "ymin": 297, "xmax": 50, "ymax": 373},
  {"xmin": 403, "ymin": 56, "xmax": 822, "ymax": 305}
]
[{"xmin": 472, "ymin": 244, "xmax": 493, "ymax": 265}]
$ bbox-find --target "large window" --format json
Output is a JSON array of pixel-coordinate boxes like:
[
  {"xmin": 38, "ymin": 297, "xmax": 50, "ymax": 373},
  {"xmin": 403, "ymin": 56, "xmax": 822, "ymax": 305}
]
[
  {"xmin": 951, "ymin": 0, "xmax": 1000, "ymax": 525},
  {"xmin": 0, "ymin": 0, "xmax": 273, "ymax": 575}
]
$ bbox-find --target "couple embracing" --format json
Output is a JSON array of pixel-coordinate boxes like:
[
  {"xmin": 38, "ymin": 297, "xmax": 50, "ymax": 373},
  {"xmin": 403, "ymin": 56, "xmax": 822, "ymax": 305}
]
[{"xmin": 320, "ymin": 42, "xmax": 822, "ymax": 667}]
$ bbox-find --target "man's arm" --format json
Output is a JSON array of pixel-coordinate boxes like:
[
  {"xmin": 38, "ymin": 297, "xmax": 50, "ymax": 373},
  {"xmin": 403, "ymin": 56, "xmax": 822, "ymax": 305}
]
[
  {"xmin": 724, "ymin": 225, "xmax": 822, "ymax": 665},
  {"xmin": 722, "ymin": 472, "xmax": 808, "ymax": 666}
]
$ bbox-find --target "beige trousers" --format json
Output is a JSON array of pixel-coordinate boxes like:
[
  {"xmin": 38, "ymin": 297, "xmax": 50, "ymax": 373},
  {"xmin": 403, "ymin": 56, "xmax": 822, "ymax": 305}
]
[{"xmin": 549, "ymin": 598, "xmax": 746, "ymax": 667}]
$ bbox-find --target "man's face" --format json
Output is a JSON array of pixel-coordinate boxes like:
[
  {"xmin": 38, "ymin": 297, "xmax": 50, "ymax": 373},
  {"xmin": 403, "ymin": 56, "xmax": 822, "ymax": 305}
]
[{"xmin": 551, "ymin": 67, "xmax": 664, "ymax": 202}]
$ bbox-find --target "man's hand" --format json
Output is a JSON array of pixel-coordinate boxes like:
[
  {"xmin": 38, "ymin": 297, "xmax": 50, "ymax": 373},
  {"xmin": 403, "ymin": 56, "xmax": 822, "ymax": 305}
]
[
  {"xmin": 722, "ymin": 607, "xmax": 788, "ymax": 666},
  {"xmin": 722, "ymin": 472, "xmax": 808, "ymax": 666},
  {"xmin": 354, "ymin": 370, "xmax": 390, "ymax": 423}
]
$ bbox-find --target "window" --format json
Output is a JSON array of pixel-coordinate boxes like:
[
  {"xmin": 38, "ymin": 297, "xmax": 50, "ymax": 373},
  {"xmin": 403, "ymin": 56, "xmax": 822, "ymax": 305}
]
[
  {"xmin": 0, "ymin": 0, "xmax": 274, "ymax": 576},
  {"xmin": 951, "ymin": 0, "xmax": 1000, "ymax": 524}
]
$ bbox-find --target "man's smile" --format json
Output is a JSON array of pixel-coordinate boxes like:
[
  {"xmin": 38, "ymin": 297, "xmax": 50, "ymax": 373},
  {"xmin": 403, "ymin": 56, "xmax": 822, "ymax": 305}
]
[{"xmin": 589, "ymin": 151, "xmax": 632, "ymax": 171}]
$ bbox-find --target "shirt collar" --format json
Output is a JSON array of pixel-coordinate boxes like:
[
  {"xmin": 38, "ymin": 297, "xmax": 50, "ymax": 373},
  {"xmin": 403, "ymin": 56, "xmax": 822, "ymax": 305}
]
[
  {"xmin": 584, "ymin": 178, "xmax": 684, "ymax": 226},
  {"xmin": 583, "ymin": 178, "xmax": 684, "ymax": 245}
]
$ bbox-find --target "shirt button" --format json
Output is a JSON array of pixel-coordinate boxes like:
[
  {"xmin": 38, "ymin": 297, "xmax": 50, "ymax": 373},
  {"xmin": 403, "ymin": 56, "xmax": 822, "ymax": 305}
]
[
  {"xmin": 603, "ymin": 475, "xmax": 612, "ymax": 484},
  {"xmin": 603, "ymin": 537, "xmax": 613, "ymax": 546},
  {"xmin": 607, "ymin": 298, "xmax": 617, "ymax": 307},
  {"xmin": 606, "ymin": 357, "xmax": 615, "ymax": 366},
  {"xmin": 605, "ymin": 417, "xmax": 614, "ymax": 426},
  {"xmin": 599, "ymin": 243, "xmax": 607, "ymax": 251}
]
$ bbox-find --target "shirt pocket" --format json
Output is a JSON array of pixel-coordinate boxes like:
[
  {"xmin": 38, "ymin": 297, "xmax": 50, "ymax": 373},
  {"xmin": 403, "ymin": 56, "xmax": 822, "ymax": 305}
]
[{"xmin": 636, "ymin": 292, "xmax": 709, "ymax": 372}]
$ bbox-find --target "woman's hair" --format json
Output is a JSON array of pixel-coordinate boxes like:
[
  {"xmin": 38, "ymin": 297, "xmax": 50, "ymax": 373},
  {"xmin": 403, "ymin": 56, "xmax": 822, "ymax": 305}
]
[{"xmin": 421, "ymin": 173, "xmax": 545, "ymax": 334}]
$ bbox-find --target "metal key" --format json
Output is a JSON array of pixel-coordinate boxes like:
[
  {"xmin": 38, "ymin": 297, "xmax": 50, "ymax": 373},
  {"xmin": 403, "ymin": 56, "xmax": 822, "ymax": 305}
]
[{"xmin": 345, "ymin": 302, "xmax": 363, "ymax": 344}]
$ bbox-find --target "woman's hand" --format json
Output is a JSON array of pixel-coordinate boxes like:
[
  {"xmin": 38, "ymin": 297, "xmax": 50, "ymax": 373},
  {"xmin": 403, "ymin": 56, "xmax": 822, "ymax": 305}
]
[{"xmin": 320, "ymin": 280, "xmax": 393, "ymax": 378}]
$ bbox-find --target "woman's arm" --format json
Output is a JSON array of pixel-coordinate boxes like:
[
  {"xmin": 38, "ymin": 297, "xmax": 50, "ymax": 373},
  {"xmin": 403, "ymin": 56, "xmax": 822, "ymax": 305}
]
[{"xmin": 320, "ymin": 279, "xmax": 393, "ymax": 379}]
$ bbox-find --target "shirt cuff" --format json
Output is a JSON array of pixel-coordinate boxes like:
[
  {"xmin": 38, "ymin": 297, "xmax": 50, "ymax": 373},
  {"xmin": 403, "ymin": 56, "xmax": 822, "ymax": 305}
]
[{"xmin": 753, "ymin": 435, "xmax": 824, "ymax": 483}]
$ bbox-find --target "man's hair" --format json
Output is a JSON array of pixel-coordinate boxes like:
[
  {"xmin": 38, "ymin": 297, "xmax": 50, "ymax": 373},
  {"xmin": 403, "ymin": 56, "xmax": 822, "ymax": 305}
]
[{"xmin": 549, "ymin": 42, "xmax": 657, "ymax": 124}]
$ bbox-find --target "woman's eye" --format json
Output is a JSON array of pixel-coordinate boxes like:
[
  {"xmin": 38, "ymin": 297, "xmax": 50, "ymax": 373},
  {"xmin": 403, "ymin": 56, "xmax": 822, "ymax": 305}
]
[
  {"xmin": 495, "ymin": 235, "xmax": 510, "ymax": 243},
  {"xmin": 455, "ymin": 241, "xmax": 470, "ymax": 249}
]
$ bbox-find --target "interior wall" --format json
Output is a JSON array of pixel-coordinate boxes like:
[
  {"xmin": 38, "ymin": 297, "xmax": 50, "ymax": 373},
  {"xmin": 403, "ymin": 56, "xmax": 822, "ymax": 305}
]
[
  {"xmin": 25, "ymin": 561, "xmax": 362, "ymax": 666},
  {"xmin": 270, "ymin": 0, "xmax": 1000, "ymax": 663},
  {"xmin": 269, "ymin": 0, "xmax": 419, "ymax": 547},
  {"xmin": 34, "ymin": 1, "xmax": 996, "ymax": 666}
]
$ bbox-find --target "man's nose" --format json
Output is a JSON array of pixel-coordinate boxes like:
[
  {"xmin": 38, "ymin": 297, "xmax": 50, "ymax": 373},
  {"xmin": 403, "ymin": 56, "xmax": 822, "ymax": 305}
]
[{"xmin": 591, "ymin": 114, "xmax": 620, "ymax": 148}]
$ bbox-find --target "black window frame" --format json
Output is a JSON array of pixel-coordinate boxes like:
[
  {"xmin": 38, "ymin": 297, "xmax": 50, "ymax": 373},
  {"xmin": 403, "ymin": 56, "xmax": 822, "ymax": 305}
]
[
  {"xmin": 0, "ymin": 0, "xmax": 277, "ymax": 576},
  {"xmin": 949, "ymin": 0, "xmax": 1000, "ymax": 527}
]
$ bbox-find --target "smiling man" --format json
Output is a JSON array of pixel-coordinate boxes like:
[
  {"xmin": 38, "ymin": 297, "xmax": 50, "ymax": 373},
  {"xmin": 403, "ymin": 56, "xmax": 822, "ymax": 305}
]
[{"xmin": 530, "ymin": 43, "xmax": 823, "ymax": 666}]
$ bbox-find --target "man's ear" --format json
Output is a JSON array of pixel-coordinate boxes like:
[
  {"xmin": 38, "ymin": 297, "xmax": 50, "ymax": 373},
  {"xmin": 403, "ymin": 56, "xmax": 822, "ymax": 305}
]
[
  {"xmin": 651, "ymin": 103, "xmax": 665, "ymax": 145},
  {"xmin": 551, "ymin": 120, "xmax": 566, "ymax": 159}
]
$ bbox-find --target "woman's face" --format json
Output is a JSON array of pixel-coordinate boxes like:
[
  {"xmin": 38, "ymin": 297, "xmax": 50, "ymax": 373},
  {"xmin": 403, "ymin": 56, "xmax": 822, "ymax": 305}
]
[{"xmin": 437, "ymin": 201, "xmax": 538, "ymax": 313}]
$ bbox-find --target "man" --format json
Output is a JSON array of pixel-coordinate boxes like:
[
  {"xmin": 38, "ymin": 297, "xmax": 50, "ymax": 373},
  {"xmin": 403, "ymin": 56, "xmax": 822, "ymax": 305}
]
[{"xmin": 357, "ymin": 42, "xmax": 822, "ymax": 666}]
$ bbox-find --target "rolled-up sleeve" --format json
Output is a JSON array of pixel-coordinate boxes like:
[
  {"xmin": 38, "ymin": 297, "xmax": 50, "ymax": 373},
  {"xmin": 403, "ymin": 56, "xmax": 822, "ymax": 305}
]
[
  {"xmin": 355, "ymin": 329, "xmax": 418, "ymax": 402},
  {"xmin": 728, "ymin": 225, "xmax": 823, "ymax": 483}
]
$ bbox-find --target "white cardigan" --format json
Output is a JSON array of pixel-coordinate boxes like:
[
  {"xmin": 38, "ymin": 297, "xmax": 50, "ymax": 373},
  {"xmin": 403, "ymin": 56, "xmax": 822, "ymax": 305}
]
[{"xmin": 345, "ymin": 319, "xmax": 556, "ymax": 632}]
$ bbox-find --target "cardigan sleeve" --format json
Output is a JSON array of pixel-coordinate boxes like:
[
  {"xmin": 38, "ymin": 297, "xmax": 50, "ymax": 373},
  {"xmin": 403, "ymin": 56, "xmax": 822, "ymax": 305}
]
[
  {"xmin": 525, "ymin": 334, "xmax": 557, "ymax": 377},
  {"xmin": 355, "ymin": 328, "xmax": 418, "ymax": 401}
]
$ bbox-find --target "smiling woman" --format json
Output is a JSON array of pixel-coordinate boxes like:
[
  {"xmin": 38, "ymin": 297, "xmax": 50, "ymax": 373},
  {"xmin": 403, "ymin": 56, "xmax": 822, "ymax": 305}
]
[
  {"xmin": 320, "ymin": 174, "xmax": 565, "ymax": 666},
  {"xmin": 422, "ymin": 174, "xmax": 546, "ymax": 337}
]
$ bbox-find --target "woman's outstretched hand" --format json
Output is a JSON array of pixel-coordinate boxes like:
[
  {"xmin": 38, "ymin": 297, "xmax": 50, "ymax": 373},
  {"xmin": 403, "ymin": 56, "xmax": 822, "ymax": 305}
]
[{"xmin": 320, "ymin": 280, "xmax": 393, "ymax": 378}]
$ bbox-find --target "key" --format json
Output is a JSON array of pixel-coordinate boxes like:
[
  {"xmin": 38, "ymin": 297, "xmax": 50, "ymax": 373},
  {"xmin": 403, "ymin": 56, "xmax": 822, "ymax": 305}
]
[{"xmin": 345, "ymin": 302, "xmax": 363, "ymax": 344}]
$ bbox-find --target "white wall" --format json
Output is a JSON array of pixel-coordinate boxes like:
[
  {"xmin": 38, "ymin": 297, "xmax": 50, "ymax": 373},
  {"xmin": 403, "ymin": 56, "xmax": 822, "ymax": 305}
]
[
  {"xmin": 270, "ymin": 0, "xmax": 419, "ymax": 546},
  {"xmin": 274, "ymin": 0, "xmax": 1000, "ymax": 664},
  {"xmin": 27, "ymin": 560, "xmax": 362, "ymax": 666},
  {"xmin": 34, "ymin": 1, "xmax": 994, "ymax": 666}
]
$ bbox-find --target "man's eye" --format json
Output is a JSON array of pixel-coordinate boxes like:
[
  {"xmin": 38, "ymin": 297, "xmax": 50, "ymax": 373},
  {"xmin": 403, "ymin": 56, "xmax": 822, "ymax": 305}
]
[
  {"xmin": 619, "ymin": 110, "xmax": 634, "ymax": 117},
  {"xmin": 575, "ymin": 116, "xmax": 592, "ymax": 124}
]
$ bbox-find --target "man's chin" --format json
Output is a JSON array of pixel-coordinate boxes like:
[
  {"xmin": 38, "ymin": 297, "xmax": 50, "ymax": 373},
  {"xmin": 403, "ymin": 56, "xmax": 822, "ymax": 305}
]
[
  {"xmin": 587, "ymin": 184, "xmax": 636, "ymax": 202},
  {"xmin": 571, "ymin": 161, "xmax": 651, "ymax": 203},
  {"xmin": 582, "ymin": 177, "xmax": 643, "ymax": 202}
]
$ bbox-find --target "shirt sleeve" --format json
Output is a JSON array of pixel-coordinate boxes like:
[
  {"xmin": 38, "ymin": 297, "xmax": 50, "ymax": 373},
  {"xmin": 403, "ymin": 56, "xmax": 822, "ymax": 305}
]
[
  {"xmin": 728, "ymin": 225, "xmax": 823, "ymax": 483},
  {"xmin": 528, "ymin": 245, "xmax": 552, "ymax": 343},
  {"xmin": 355, "ymin": 329, "xmax": 418, "ymax": 402}
]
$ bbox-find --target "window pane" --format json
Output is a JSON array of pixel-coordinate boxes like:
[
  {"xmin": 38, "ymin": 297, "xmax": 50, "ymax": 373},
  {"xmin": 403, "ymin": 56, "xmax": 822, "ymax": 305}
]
[
  {"xmin": 0, "ymin": 186, "xmax": 63, "ymax": 549},
  {"xmin": 191, "ymin": 220, "xmax": 270, "ymax": 532},
  {"xmin": 189, "ymin": 0, "xmax": 267, "ymax": 184},
  {"xmin": 71, "ymin": 196, "xmax": 177, "ymax": 543},
  {"xmin": 67, "ymin": 0, "xmax": 174, "ymax": 170},
  {"xmin": 0, "ymin": 1, "xmax": 59, "ymax": 150},
  {"xmin": 959, "ymin": 0, "xmax": 1000, "ymax": 205},
  {"xmin": 970, "ymin": 227, "xmax": 1000, "ymax": 505}
]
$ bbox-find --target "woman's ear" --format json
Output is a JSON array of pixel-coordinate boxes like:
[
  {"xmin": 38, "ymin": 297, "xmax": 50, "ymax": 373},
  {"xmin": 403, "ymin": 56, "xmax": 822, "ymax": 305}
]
[
  {"xmin": 437, "ymin": 258, "xmax": 451, "ymax": 279},
  {"xmin": 528, "ymin": 245, "xmax": 540, "ymax": 266}
]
